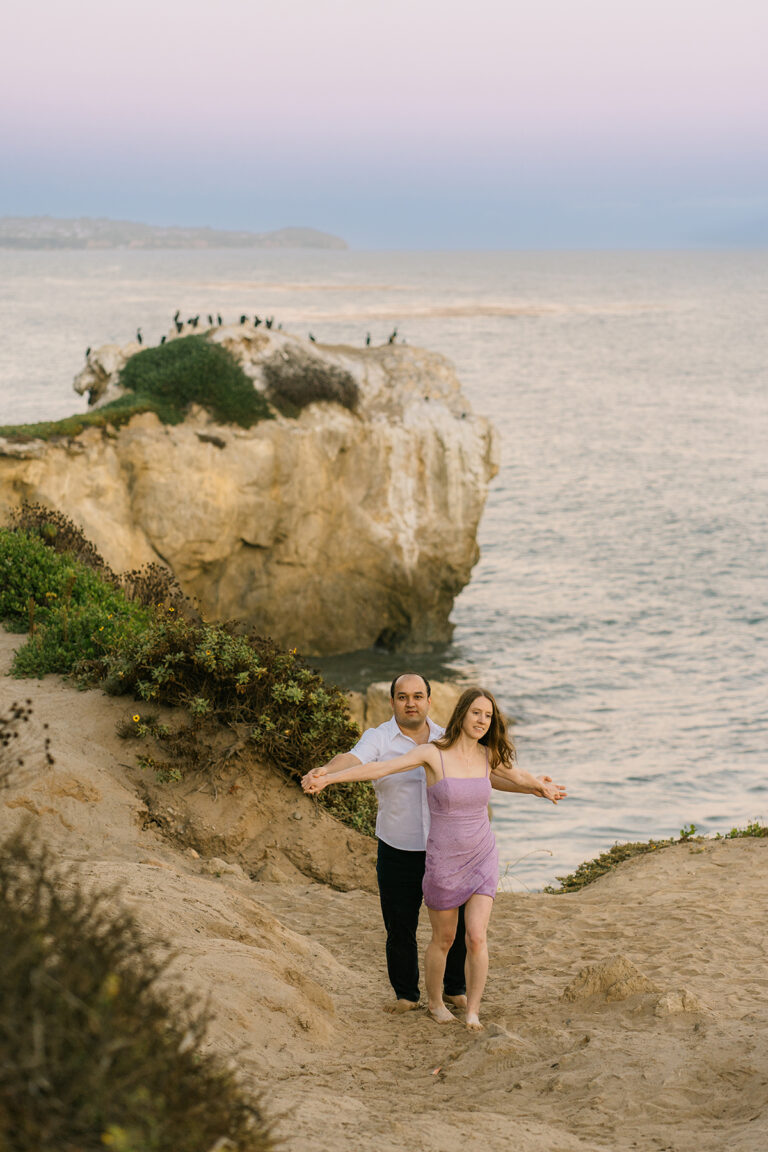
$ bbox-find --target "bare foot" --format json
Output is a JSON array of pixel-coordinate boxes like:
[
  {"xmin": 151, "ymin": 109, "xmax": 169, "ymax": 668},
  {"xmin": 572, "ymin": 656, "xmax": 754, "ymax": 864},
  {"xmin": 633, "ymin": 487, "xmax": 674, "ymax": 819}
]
[
  {"xmin": 444, "ymin": 994, "xmax": 468, "ymax": 1010},
  {"xmin": 384, "ymin": 998, "xmax": 419, "ymax": 1015},
  {"xmin": 465, "ymin": 1012, "xmax": 484, "ymax": 1032},
  {"xmin": 428, "ymin": 1003, "xmax": 457, "ymax": 1024}
]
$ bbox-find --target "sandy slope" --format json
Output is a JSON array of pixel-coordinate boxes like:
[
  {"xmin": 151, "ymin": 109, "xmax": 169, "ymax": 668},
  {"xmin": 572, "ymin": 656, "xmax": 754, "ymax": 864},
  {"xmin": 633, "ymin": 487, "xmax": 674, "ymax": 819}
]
[{"xmin": 1, "ymin": 632, "xmax": 767, "ymax": 1152}]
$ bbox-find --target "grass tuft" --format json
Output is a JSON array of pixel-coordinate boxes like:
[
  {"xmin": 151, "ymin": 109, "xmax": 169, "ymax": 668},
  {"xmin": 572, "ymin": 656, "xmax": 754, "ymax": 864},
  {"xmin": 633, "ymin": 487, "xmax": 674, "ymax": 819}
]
[{"xmin": 545, "ymin": 820, "xmax": 768, "ymax": 894}]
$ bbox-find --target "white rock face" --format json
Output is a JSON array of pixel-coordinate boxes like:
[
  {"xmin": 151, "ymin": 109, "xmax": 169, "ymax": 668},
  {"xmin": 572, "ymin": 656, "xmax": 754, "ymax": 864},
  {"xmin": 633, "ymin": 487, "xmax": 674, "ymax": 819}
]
[{"xmin": 0, "ymin": 329, "xmax": 498, "ymax": 655}]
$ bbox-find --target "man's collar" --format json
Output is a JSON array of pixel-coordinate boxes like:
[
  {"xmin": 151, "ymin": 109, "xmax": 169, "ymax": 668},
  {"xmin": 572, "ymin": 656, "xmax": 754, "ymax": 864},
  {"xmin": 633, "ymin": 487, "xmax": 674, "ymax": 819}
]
[{"xmin": 387, "ymin": 714, "xmax": 442, "ymax": 741}]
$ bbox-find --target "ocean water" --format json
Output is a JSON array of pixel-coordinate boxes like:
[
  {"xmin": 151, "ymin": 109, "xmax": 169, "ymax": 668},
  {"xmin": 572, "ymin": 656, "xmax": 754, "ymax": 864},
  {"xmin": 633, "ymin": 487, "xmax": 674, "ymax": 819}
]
[{"xmin": 2, "ymin": 248, "xmax": 767, "ymax": 889}]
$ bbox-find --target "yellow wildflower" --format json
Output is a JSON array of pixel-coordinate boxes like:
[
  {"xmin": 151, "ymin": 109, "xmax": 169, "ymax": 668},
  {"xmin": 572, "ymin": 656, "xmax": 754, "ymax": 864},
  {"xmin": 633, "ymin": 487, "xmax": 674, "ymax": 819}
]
[{"xmin": 132, "ymin": 714, "xmax": 140, "ymax": 723}]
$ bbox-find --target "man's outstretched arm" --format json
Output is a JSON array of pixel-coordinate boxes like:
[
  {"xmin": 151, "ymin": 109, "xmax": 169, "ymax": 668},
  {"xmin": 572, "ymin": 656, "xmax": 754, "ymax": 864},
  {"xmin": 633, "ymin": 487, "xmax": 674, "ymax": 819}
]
[{"xmin": 305, "ymin": 752, "xmax": 362, "ymax": 779}]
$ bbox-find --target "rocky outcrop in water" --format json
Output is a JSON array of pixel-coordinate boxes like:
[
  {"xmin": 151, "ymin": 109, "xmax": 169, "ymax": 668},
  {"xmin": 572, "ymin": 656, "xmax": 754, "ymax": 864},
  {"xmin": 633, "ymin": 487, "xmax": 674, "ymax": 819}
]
[{"xmin": 0, "ymin": 329, "xmax": 497, "ymax": 655}]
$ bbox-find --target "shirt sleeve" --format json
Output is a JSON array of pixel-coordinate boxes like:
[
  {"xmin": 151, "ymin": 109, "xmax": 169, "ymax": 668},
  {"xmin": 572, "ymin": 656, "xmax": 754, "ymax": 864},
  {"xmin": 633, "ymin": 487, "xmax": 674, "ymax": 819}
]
[{"xmin": 348, "ymin": 726, "xmax": 383, "ymax": 765}]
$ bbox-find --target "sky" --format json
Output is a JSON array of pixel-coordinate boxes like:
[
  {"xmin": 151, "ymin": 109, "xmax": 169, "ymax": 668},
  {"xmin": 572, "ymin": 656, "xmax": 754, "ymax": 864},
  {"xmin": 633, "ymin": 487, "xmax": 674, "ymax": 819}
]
[{"xmin": 1, "ymin": 0, "xmax": 767, "ymax": 248}]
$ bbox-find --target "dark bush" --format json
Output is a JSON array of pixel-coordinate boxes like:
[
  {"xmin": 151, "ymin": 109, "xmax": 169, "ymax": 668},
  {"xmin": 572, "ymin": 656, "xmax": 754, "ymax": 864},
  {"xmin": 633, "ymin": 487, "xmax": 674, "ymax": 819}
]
[
  {"xmin": 120, "ymin": 560, "xmax": 196, "ymax": 617},
  {"xmin": 8, "ymin": 503, "xmax": 116, "ymax": 578},
  {"xmin": 119, "ymin": 335, "xmax": 272, "ymax": 427},
  {"xmin": 262, "ymin": 347, "xmax": 360, "ymax": 415},
  {"xmin": 0, "ymin": 705, "xmax": 272, "ymax": 1152},
  {"xmin": 0, "ymin": 831, "xmax": 274, "ymax": 1152}
]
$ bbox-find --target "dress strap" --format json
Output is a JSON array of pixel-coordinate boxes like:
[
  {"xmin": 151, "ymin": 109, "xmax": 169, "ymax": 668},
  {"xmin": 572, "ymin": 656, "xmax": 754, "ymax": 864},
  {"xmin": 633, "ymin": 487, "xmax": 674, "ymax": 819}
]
[
  {"xmin": 484, "ymin": 745, "xmax": 490, "ymax": 776},
  {"xmin": 437, "ymin": 749, "xmax": 445, "ymax": 779}
]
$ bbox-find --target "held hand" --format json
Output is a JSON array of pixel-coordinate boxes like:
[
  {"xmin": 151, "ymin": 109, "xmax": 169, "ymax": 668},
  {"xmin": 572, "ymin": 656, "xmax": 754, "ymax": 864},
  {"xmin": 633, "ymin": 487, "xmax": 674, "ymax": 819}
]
[
  {"xmin": 301, "ymin": 770, "xmax": 327, "ymax": 794},
  {"xmin": 301, "ymin": 763, "xmax": 328, "ymax": 791}
]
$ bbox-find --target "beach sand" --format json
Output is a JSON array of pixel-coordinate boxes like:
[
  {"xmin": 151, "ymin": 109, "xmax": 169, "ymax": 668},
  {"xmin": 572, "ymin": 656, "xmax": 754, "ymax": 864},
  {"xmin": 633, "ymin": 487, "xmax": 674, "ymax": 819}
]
[{"xmin": 1, "ymin": 630, "xmax": 766, "ymax": 1151}]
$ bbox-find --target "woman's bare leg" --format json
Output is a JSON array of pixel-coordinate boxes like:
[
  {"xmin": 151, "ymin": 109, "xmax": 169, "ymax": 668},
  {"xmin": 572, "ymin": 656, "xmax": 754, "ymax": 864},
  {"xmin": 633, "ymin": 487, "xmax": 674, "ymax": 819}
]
[
  {"xmin": 425, "ymin": 906, "xmax": 459, "ymax": 1022},
  {"xmin": 464, "ymin": 894, "xmax": 494, "ymax": 1031}
]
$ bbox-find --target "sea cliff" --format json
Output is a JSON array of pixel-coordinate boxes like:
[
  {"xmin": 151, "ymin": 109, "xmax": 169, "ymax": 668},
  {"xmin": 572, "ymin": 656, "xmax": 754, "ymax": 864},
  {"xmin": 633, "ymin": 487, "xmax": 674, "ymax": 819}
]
[{"xmin": 0, "ymin": 328, "xmax": 498, "ymax": 655}]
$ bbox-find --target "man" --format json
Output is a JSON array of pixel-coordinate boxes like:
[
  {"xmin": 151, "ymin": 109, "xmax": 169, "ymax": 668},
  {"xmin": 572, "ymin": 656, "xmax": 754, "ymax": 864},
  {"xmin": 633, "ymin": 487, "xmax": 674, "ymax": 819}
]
[{"xmin": 305, "ymin": 673, "xmax": 565, "ymax": 1013}]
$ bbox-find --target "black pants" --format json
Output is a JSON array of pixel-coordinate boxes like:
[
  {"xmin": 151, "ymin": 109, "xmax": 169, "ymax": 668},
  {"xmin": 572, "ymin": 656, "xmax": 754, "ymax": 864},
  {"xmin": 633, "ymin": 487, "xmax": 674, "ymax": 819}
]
[{"xmin": 376, "ymin": 838, "xmax": 467, "ymax": 1003}]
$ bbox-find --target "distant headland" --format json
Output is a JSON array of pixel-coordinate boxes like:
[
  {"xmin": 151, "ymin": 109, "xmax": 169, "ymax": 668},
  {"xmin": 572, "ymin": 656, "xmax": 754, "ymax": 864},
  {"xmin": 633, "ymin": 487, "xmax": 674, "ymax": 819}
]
[{"xmin": 0, "ymin": 216, "xmax": 348, "ymax": 250}]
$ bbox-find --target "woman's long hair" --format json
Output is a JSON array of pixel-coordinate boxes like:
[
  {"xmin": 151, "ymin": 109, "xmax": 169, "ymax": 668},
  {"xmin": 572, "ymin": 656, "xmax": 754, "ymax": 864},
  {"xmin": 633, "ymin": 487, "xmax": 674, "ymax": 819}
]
[{"xmin": 433, "ymin": 687, "xmax": 515, "ymax": 771}]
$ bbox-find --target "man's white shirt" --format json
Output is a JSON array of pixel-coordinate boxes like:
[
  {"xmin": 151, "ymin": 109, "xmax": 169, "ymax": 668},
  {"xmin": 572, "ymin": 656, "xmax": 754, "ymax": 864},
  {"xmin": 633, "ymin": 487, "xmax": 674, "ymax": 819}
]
[{"xmin": 349, "ymin": 715, "xmax": 444, "ymax": 851}]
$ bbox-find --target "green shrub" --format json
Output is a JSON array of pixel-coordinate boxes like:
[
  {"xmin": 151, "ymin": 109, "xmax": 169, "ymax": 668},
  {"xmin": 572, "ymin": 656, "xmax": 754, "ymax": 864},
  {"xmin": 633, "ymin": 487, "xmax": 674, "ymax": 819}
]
[
  {"xmin": 0, "ymin": 528, "xmax": 126, "ymax": 629},
  {"xmin": 8, "ymin": 504, "xmax": 194, "ymax": 617},
  {"xmin": 119, "ymin": 335, "xmax": 271, "ymax": 427},
  {"xmin": 262, "ymin": 347, "xmax": 359, "ymax": 415},
  {"xmin": 12, "ymin": 597, "xmax": 152, "ymax": 679},
  {"xmin": 90, "ymin": 612, "xmax": 375, "ymax": 833},
  {"xmin": 0, "ymin": 831, "xmax": 274, "ymax": 1152},
  {"xmin": 3, "ymin": 507, "xmax": 374, "ymax": 836},
  {"xmin": 717, "ymin": 820, "xmax": 768, "ymax": 839},
  {"xmin": 0, "ymin": 526, "xmax": 152, "ymax": 678}
]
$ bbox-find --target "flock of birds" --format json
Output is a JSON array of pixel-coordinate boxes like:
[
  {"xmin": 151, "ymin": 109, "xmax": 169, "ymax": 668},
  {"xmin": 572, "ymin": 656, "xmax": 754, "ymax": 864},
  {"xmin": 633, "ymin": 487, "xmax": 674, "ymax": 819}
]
[{"xmin": 86, "ymin": 315, "xmax": 402, "ymax": 359}]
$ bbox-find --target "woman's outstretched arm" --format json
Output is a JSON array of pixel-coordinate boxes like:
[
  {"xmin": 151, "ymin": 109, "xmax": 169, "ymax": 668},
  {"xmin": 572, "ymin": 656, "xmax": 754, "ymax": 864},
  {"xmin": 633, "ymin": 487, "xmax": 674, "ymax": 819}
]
[
  {"xmin": 490, "ymin": 765, "xmax": 566, "ymax": 803},
  {"xmin": 302, "ymin": 743, "xmax": 440, "ymax": 793}
]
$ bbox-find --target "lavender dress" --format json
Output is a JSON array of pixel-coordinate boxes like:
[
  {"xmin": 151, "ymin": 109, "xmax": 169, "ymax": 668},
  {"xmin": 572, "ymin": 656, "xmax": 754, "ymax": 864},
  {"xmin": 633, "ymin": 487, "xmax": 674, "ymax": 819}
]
[{"xmin": 422, "ymin": 748, "xmax": 499, "ymax": 911}]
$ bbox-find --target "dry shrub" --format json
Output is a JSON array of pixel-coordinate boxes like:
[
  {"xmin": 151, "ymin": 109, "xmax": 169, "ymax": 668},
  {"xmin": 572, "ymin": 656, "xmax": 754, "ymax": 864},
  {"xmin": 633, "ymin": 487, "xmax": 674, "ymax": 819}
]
[
  {"xmin": 8, "ymin": 503, "xmax": 117, "ymax": 581},
  {"xmin": 262, "ymin": 347, "xmax": 360, "ymax": 415},
  {"xmin": 120, "ymin": 560, "xmax": 197, "ymax": 617}
]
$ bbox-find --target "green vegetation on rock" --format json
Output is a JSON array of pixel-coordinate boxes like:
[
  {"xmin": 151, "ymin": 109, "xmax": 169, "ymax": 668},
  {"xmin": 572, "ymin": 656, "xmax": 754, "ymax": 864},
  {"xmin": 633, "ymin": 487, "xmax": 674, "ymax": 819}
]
[
  {"xmin": 0, "ymin": 335, "xmax": 271, "ymax": 442},
  {"xmin": 118, "ymin": 335, "xmax": 271, "ymax": 427},
  {"xmin": 0, "ymin": 393, "xmax": 168, "ymax": 443}
]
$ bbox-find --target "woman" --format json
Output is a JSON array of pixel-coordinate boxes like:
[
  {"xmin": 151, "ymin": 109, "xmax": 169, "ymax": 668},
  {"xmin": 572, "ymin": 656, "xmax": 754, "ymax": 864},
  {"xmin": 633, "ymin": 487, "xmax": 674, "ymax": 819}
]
[{"xmin": 303, "ymin": 687, "xmax": 563, "ymax": 1031}]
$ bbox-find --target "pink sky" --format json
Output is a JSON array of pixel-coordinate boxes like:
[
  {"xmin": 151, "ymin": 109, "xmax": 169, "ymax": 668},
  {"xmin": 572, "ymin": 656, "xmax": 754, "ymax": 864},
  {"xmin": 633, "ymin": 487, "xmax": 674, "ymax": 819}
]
[{"xmin": 2, "ymin": 0, "xmax": 767, "ymax": 246}]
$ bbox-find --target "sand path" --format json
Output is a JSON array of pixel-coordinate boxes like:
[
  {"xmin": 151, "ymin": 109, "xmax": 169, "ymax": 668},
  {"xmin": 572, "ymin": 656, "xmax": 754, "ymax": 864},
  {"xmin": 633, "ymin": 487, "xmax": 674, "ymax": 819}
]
[{"xmin": 1, "ymin": 632, "xmax": 766, "ymax": 1151}]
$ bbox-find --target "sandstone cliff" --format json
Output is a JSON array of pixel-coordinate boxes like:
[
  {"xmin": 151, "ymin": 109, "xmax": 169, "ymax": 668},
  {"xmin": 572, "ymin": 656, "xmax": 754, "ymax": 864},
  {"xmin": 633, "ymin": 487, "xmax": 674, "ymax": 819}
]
[{"xmin": 0, "ymin": 328, "xmax": 498, "ymax": 655}]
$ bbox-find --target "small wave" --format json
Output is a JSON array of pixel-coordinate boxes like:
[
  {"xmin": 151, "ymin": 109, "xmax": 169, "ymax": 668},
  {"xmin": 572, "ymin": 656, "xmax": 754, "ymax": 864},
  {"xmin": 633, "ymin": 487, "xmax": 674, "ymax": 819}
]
[
  {"xmin": 262, "ymin": 301, "xmax": 663, "ymax": 322},
  {"xmin": 193, "ymin": 281, "xmax": 412, "ymax": 293}
]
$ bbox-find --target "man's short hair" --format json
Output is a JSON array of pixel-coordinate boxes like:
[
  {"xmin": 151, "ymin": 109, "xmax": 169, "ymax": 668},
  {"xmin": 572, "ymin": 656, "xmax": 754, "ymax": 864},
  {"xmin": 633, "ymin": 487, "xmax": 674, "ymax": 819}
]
[{"xmin": 390, "ymin": 673, "xmax": 431, "ymax": 700}]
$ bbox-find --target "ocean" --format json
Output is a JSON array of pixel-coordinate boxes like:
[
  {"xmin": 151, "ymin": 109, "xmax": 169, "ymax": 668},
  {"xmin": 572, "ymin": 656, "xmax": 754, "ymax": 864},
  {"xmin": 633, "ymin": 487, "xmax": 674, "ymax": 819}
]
[{"xmin": 1, "ymin": 247, "xmax": 766, "ymax": 889}]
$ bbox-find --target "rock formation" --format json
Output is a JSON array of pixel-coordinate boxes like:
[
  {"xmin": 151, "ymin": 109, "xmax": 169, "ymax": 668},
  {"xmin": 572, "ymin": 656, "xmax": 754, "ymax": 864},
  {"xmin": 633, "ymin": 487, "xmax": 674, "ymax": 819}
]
[{"xmin": 0, "ymin": 328, "xmax": 498, "ymax": 655}]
